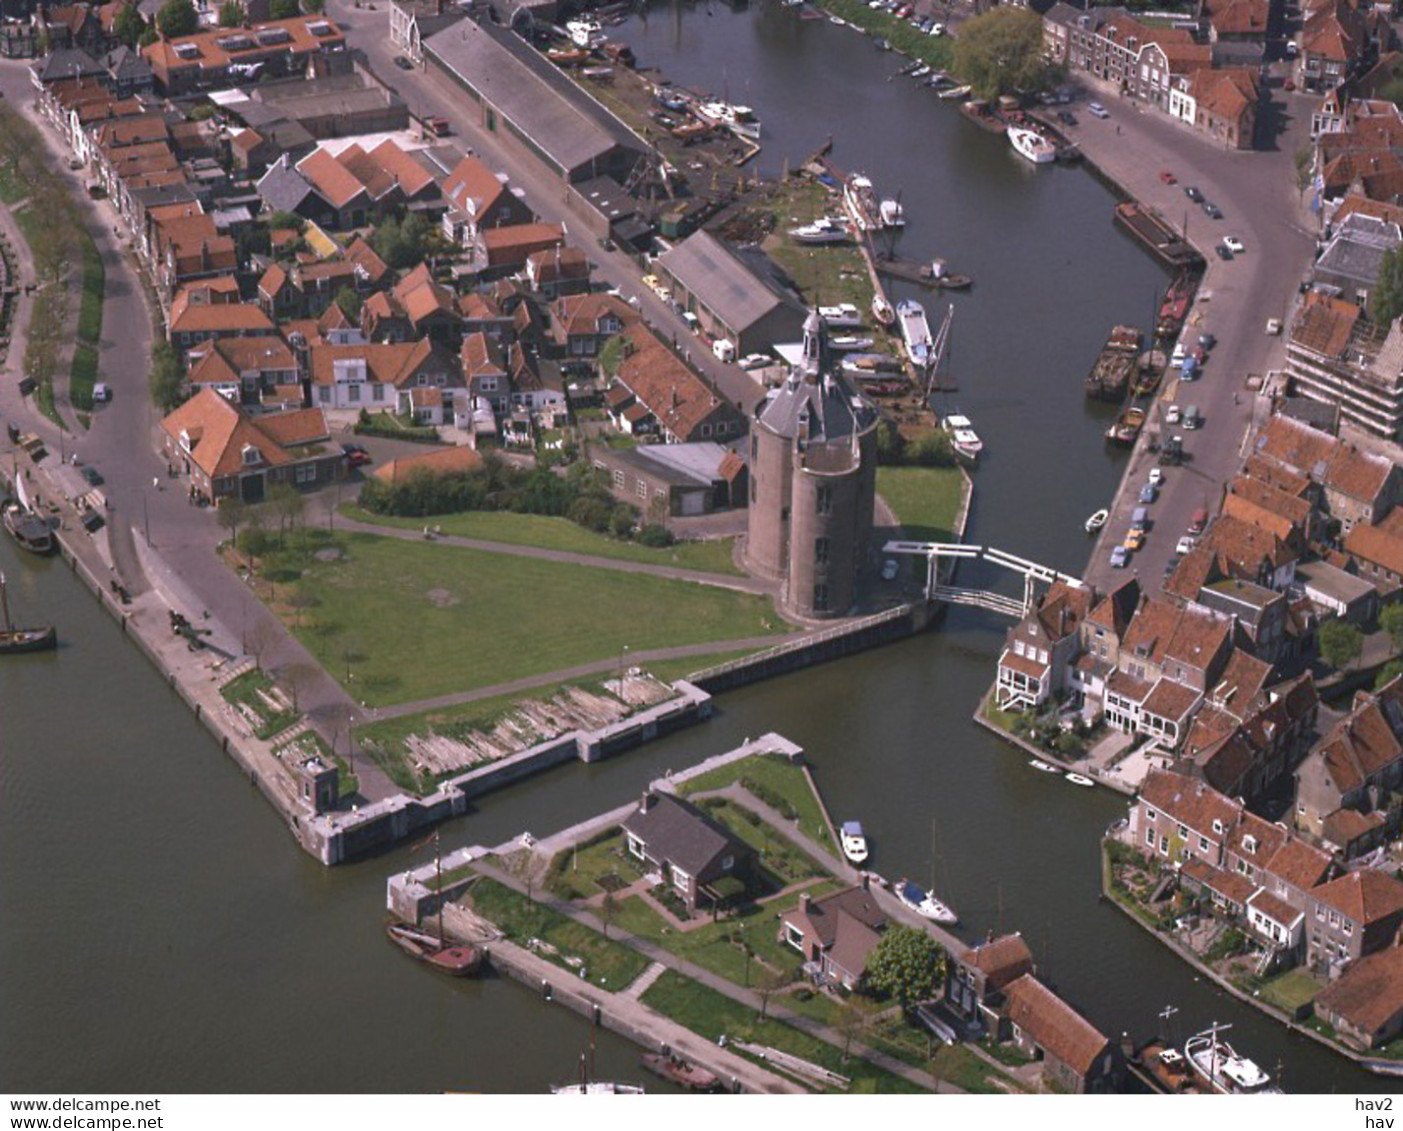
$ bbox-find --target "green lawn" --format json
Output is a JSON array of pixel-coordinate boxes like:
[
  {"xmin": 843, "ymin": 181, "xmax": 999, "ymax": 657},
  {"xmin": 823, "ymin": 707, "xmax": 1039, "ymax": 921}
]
[
  {"xmin": 640, "ymin": 970, "xmax": 926, "ymax": 1093},
  {"xmin": 467, "ymin": 876, "xmax": 649, "ymax": 991},
  {"xmin": 1256, "ymin": 968, "xmax": 1325, "ymax": 1015},
  {"xmin": 284, "ymin": 531, "xmax": 783, "ymax": 707},
  {"xmin": 765, "ymin": 180, "xmax": 876, "ymax": 316},
  {"xmin": 679, "ymin": 751, "xmax": 834, "ymax": 850},
  {"xmin": 931, "ymin": 1045, "xmax": 1024, "ymax": 1094},
  {"xmin": 876, "ymin": 466, "xmax": 967, "ymax": 543},
  {"xmin": 70, "ymin": 343, "xmax": 98, "ymax": 413},
  {"xmin": 220, "ymin": 669, "xmax": 300, "ymax": 740},
  {"xmin": 545, "ymin": 830, "xmax": 645, "ymax": 901},
  {"xmin": 699, "ymin": 799, "xmax": 825, "ymax": 886},
  {"xmin": 343, "ymin": 504, "xmax": 743, "ymax": 576}
]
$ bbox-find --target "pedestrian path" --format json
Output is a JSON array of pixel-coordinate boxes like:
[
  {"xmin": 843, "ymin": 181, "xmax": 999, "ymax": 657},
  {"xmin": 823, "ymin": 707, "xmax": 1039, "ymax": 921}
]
[{"xmin": 622, "ymin": 961, "xmax": 667, "ymax": 1000}]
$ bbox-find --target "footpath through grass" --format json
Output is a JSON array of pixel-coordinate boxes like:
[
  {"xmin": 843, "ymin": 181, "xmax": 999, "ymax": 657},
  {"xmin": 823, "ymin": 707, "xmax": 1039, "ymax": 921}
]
[
  {"xmin": 641, "ymin": 970, "xmax": 927, "ymax": 1093},
  {"xmin": 343, "ymin": 504, "xmax": 743, "ymax": 576},
  {"xmin": 679, "ymin": 750, "xmax": 834, "ymax": 850},
  {"xmin": 287, "ymin": 531, "xmax": 783, "ymax": 706},
  {"xmin": 876, "ymin": 466, "xmax": 967, "ymax": 542}
]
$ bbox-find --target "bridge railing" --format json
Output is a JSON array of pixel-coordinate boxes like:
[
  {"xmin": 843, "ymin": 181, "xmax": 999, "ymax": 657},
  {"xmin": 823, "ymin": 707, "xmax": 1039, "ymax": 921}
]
[{"xmin": 687, "ymin": 604, "xmax": 914, "ymax": 683}]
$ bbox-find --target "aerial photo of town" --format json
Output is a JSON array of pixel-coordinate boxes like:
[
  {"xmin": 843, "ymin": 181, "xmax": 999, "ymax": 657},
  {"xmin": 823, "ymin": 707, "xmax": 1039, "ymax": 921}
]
[{"xmin": 8, "ymin": 0, "xmax": 1403, "ymax": 1105}]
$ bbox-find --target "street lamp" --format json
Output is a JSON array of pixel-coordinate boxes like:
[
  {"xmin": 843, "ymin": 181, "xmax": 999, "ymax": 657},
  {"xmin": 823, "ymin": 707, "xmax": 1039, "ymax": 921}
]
[{"xmin": 617, "ymin": 643, "xmax": 629, "ymax": 692}]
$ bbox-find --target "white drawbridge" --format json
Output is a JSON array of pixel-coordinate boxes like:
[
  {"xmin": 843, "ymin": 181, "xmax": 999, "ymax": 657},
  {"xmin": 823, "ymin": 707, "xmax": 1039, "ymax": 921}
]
[{"xmin": 884, "ymin": 540, "xmax": 1084, "ymax": 619}]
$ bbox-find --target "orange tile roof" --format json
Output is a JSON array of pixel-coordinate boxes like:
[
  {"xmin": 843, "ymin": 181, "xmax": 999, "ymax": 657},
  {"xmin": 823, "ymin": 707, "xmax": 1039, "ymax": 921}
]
[
  {"xmin": 372, "ymin": 445, "xmax": 486, "ymax": 484},
  {"xmin": 170, "ymin": 302, "xmax": 274, "ymax": 336},
  {"xmin": 1315, "ymin": 946, "xmax": 1403, "ymax": 1035},
  {"xmin": 309, "ymin": 339, "xmax": 443, "ymax": 388},
  {"xmin": 142, "ymin": 16, "xmax": 345, "ymax": 75},
  {"xmin": 161, "ymin": 388, "xmax": 326, "ymax": 478},
  {"xmin": 1346, "ymin": 522, "xmax": 1403, "ymax": 576},
  {"xmin": 443, "ymin": 154, "xmax": 509, "ymax": 218},
  {"xmin": 1313, "ymin": 869, "xmax": 1403, "ymax": 926},
  {"xmin": 615, "ymin": 323, "xmax": 732, "ymax": 441},
  {"xmin": 297, "ymin": 147, "xmax": 368, "ymax": 210},
  {"xmin": 1291, "ymin": 292, "xmax": 1362, "ymax": 359},
  {"xmin": 1003, "ymin": 975, "xmax": 1108, "ymax": 1077}
]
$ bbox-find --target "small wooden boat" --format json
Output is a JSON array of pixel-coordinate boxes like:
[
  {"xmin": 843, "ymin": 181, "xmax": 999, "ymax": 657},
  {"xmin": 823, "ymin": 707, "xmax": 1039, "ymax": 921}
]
[
  {"xmin": 1028, "ymin": 759, "xmax": 1060, "ymax": 773},
  {"xmin": 1085, "ymin": 508, "xmax": 1109, "ymax": 533},
  {"xmin": 840, "ymin": 820, "xmax": 869, "ymax": 864},
  {"xmin": 386, "ymin": 921, "xmax": 484, "ymax": 976},
  {"xmin": 640, "ymin": 1053, "xmax": 721, "ymax": 1092},
  {"xmin": 871, "ymin": 295, "xmax": 896, "ymax": 327},
  {"xmin": 0, "ymin": 571, "xmax": 56, "ymax": 655},
  {"xmin": 1065, "ymin": 773, "xmax": 1095, "ymax": 788}
]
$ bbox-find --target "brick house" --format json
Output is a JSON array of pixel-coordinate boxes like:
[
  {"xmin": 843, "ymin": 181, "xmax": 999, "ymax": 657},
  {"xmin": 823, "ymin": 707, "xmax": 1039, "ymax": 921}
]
[
  {"xmin": 944, "ymin": 933, "xmax": 1035, "ymax": 1032},
  {"xmin": 1314, "ymin": 946, "xmax": 1403, "ymax": 1048},
  {"xmin": 1306, "ymin": 869, "xmax": 1403, "ymax": 976},
  {"xmin": 994, "ymin": 581, "xmax": 1092, "ymax": 710},
  {"xmin": 620, "ymin": 791, "xmax": 754, "ymax": 913},
  {"xmin": 1002, "ymin": 975, "xmax": 1119, "ymax": 1094},
  {"xmin": 779, "ymin": 883, "xmax": 888, "ymax": 991},
  {"xmin": 611, "ymin": 323, "xmax": 744, "ymax": 444}
]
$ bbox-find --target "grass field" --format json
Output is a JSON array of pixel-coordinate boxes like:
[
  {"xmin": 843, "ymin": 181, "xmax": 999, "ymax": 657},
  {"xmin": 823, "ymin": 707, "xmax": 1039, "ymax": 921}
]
[
  {"xmin": 640, "ymin": 971, "xmax": 926, "ymax": 1093},
  {"xmin": 876, "ymin": 466, "xmax": 967, "ymax": 542},
  {"xmin": 1255, "ymin": 967, "xmax": 1325, "ymax": 1015},
  {"xmin": 285, "ymin": 532, "xmax": 783, "ymax": 706},
  {"xmin": 343, "ymin": 504, "xmax": 743, "ymax": 576},
  {"xmin": 679, "ymin": 751, "xmax": 833, "ymax": 849}
]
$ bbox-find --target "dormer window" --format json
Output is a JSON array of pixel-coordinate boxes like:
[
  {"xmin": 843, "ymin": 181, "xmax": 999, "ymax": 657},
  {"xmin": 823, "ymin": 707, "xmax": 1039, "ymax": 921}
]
[
  {"xmin": 1212, "ymin": 819, "xmax": 1224, "ymax": 835},
  {"xmin": 1243, "ymin": 835, "xmax": 1257, "ymax": 854},
  {"xmin": 241, "ymin": 444, "xmax": 261, "ymax": 467}
]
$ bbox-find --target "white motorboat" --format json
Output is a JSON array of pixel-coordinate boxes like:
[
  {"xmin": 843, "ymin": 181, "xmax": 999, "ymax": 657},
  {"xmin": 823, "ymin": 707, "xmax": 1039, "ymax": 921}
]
[
  {"xmin": 1084, "ymin": 508, "xmax": 1109, "ymax": 533},
  {"xmin": 564, "ymin": 18, "xmax": 603, "ymax": 47},
  {"xmin": 828, "ymin": 335, "xmax": 875, "ymax": 351},
  {"xmin": 1008, "ymin": 125, "xmax": 1058, "ymax": 164},
  {"xmin": 1065, "ymin": 773, "xmax": 1095, "ymax": 788},
  {"xmin": 840, "ymin": 821, "xmax": 869, "ymax": 864},
  {"xmin": 938, "ymin": 84, "xmax": 972, "ymax": 100},
  {"xmin": 552, "ymin": 1082, "xmax": 646, "ymax": 1095},
  {"xmin": 896, "ymin": 298, "xmax": 932, "ymax": 366},
  {"xmin": 941, "ymin": 413, "xmax": 982, "ymax": 463},
  {"xmin": 788, "ymin": 217, "xmax": 851, "ymax": 245},
  {"xmin": 817, "ymin": 302, "xmax": 865, "ymax": 329},
  {"xmin": 879, "ymin": 197, "xmax": 905, "ymax": 227},
  {"xmin": 910, "ymin": 65, "xmax": 930, "ymax": 80},
  {"xmin": 1185, "ymin": 1025, "xmax": 1281, "ymax": 1094},
  {"xmin": 696, "ymin": 100, "xmax": 761, "ymax": 141},
  {"xmin": 1028, "ymin": 760, "xmax": 1060, "ymax": 773},
  {"xmin": 895, "ymin": 878, "xmax": 958, "ymax": 925}
]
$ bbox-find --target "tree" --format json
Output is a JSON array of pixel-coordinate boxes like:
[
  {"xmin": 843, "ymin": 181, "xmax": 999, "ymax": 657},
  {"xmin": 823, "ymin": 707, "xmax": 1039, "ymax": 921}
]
[
  {"xmin": 1319, "ymin": 619, "xmax": 1364, "ymax": 671},
  {"xmin": 149, "ymin": 340, "xmax": 184, "ymax": 411},
  {"xmin": 1293, "ymin": 145, "xmax": 1314, "ymax": 202},
  {"xmin": 156, "ymin": 0, "xmax": 199, "ymax": 39},
  {"xmin": 268, "ymin": 0, "xmax": 300, "ymax": 17},
  {"xmin": 1382, "ymin": 603, "xmax": 1403, "ymax": 652},
  {"xmin": 334, "ymin": 286, "xmax": 362, "ymax": 321},
  {"xmin": 280, "ymin": 660, "xmax": 320, "ymax": 711},
  {"xmin": 138, "ymin": 25, "xmax": 158, "ymax": 47},
  {"xmin": 244, "ymin": 615, "xmax": 280, "ymax": 671},
  {"xmin": 865, "ymin": 925, "xmax": 944, "ymax": 1013},
  {"xmin": 755, "ymin": 966, "xmax": 789, "ymax": 1021},
  {"xmin": 267, "ymin": 481, "xmax": 304, "ymax": 545},
  {"xmin": 370, "ymin": 212, "xmax": 436, "ymax": 271},
  {"xmin": 218, "ymin": 0, "xmax": 243, "ymax": 26},
  {"xmin": 112, "ymin": 2, "xmax": 146, "ymax": 47},
  {"xmin": 953, "ymin": 8, "xmax": 1061, "ymax": 99},
  {"xmin": 267, "ymin": 210, "xmax": 305, "ymax": 234},
  {"xmin": 600, "ymin": 890, "xmax": 618, "ymax": 939},
  {"xmin": 217, "ymin": 496, "xmax": 247, "ymax": 548},
  {"xmin": 1374, "ymin": 246, "xmax": 1403, "ymax": 326},
  {"xmin": 837, "ymin": 1002, "xmax": 870, "ymax": 1063},
  {"xmin": 598, "ymin": 334, "xmax": 626, "ymax": 380}
]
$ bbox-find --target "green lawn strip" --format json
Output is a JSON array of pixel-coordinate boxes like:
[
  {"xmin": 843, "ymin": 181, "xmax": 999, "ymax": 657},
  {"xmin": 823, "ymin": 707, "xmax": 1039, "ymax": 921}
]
[
  {"xmin": 467, "ymin": 876, "xmax": 648, "ymax": 991},
  {"xmin": 822, "ymin": 0, "xmax": 957, "ymax": 69},
  {"xmin": 70, "ymin": 343, "xmax": 98, "ymax": 412},
  {"xmin": 931, "ymin": 1045, "xmax": 1022, "ymax": 1094},
  {"xmin": 765, "ymin": 179, "xmax": 875, "ymax": 315},
  {"xmin": 695, "ymin": 798, "xmax": 825, "ymax": 885},
  {"xmin": 876, "ymin": 466, "xmax": 966, "ymax": 543},
  {"xmin": 342, "ymin": 504, "xmax": 744, "ymax": 576},
  {"xmin": 1255, "ymin": 967, "xmax": 1325, "ymax": 1015},
  {"xmin": 0, "ymin": 159, "xmax": 25, "ymax": 203},
  {"xmin": 678, "ymin": 751, "xmax": 834, "ymax": 849},
  {"xmin": 545, "ymin": 830, "xmax": 645, "ymax": 901},
  {"xmin": 220, "ymin": 669, "xmax": 300, "ymax": 740},
  {"xmin": 77, "ymin": 239, "xmax": 103, "ymax": 345},
  {"xmin": 650, "ymin": 649, "xmax": 762, "ymax": 684},
  {"xmin": 640, "ymin": 970, "xmax": 926, "ymax": 1093},
  {"xmin": 287, "ymin": 532, "xmax": 783, "ymax": 707}
]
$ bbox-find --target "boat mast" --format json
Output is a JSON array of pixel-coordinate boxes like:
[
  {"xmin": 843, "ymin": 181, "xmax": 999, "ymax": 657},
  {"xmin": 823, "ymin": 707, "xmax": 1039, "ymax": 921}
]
[
  {"xmin": 0, "ymin": 572, "xmax": 11, "ymax": 633},
  {"xmin": 924, "ymin": 303, "xmax": 954, "ymax": 405},
  {"xmin": 433, "ymin": 829, "xmax": 444, "ymax": 943}
]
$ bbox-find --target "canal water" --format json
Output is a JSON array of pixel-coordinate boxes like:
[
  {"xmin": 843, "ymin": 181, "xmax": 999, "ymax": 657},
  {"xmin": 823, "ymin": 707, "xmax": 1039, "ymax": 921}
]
[{"xmin": 0, "ymin": 1, "xmax": 1386, "ymax": 1093}]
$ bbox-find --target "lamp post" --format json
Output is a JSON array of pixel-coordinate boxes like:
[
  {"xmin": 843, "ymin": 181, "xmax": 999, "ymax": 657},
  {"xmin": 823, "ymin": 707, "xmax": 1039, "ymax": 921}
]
[{"xmin": 617, "ymin": 643, "xmax": 629, "ymax": 691}]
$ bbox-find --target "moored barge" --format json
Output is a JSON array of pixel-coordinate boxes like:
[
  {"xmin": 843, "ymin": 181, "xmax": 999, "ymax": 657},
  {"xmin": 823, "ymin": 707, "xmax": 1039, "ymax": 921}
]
[{"xmin": 1084, "ymin": 325, "xmax": 1142, "ymax": 402}]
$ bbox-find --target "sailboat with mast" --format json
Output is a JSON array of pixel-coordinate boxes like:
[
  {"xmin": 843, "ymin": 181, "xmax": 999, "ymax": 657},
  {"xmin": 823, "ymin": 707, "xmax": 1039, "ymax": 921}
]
[
  {"xmin": 385, "ymin": 831, "xmax": 485, "ymax": 976},
  {"xmin": 926, "ymin": 304, "xmax": 982, "ymax": 464},
  {"xmin": 0, "ymin": 571, "xmax": 57, "ymax": 654},
  {"xmin": 895, "ymin": 820, "xmax": 959, "ymax": 925},
  {"xmin": 3, "ymin": 462, "xmax": 55, "ymax": 555}
]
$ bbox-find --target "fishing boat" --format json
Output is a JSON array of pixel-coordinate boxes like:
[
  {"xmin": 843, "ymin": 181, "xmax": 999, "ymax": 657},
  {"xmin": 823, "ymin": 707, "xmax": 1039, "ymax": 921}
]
[
  {"xmin": 1105, "ymin": 406, "xmax": 1146, "ymax": 446},
  {"xmin": 895, "ymin": 878, "xmax": 958, "ymax": 925},
  {"xmin": 640, "ymin": 1053, "xmax": 721, "ymax": 1092},
  {"xmin": 695, "ymin": 100, "xmax": 761, "ymax": 141},
  {"xmin": 817, "ymin": 302, "xmax": 865, "ymax": 328},
  {"xmin": 842, "ymin": 173, "xmax": 880, "ymax": 231},
  {"xmin": 1084, "ymin": 508, "xmax": 1109, "ymax": 533},
  {"xmin": 828, "ymin": 335, "xmax": 874, "ymax": 351},
  {"xmin": 941, "ymin": 413, "xmax": 982, "ymax": 463},
  {"xmin": 1064, "ymin": 773, "xmax": 1095, "ymax": 788},
  {"xmin": 879, "ymin": 197, "xmax": 905, "ymax": 227},
  {"xmin": 896, "ymin": 298, "xmax": 932, "ymax": 366},
  {"xmin": 2, "ymin": 497, "xmax": 53, "ymax": 554},
  {"xmin": 385, "ymin": 921, "xmax": 484, "ymax": 976},
  {"xmin": 840, "ymin": 820, "xmax": 869, "ymax": 864},
  {"xmin": 871, "ymin": 294, "xmax": 896, "ymax": 327},
  {"xmin": 1028, "ymin": 759, "xmax": 1061, "ymax": 773},
  {"xmin": 929, "ymin": 259, "xmax": 973, "ymax": 289},
  {"xmin": 0, "ymin": 571, "xmax": 57, "ymax": 655},
  {"xmin": 1007, "ymin": 125, "xmax": 1058, "ymax": 164},
  {"xmin": 1156, "ymin": 270, "xmax": 1201, "ymax": 340},
  {"xmin": 788, "ymin": 216, "xmax": 851, "ymax": 245},
  {"xmin": 1185, "ymin": 1024, "xmax": 1281, "ymax": 1094}
]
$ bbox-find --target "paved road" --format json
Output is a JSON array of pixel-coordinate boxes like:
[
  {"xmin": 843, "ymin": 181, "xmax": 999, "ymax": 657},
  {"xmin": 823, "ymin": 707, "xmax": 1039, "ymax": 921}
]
[
  {"xmin": 321, "ymin": 0, "xmax": 767, "ymax": 413},
  {"xmin": 1061, "ymin": 80, "xmax": 1319, "ymax": 595}
]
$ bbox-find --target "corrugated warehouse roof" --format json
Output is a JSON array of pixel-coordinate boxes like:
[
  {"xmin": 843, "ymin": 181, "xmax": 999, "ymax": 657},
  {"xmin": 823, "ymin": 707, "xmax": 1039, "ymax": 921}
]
[{"xmin": 657, "ymin": 230, "xmax": 789, "ymax": 335}]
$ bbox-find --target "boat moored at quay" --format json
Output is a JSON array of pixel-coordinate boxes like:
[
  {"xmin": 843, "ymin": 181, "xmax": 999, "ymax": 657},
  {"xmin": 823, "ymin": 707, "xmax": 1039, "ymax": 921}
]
[
  {"xmin": 1008, "ymin": 125, "xmax": 1057, "ymax": 164},
  {"xmin": 843, "ymin": 172, "xmax": 880, "ymax": 231},
  {"xmin": 896, "ymin": 298, "xmax": 933, "ymax": 366},
  {"xmin": 1084, "ymin": 325, "xmax": 1142, "ymax": 402},
  {"xmin": 1185, "ymin": 1025, "xmax": 1282, "ymax": 1094}
]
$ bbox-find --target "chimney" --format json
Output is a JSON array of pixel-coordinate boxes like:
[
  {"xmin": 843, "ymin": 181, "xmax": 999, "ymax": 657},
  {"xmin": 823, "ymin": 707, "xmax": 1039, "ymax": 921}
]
[
  {"xmin": 799, "ymin": 892, "xmax": 811, "ymax": 913},
  {"xmin": 639, "ymin": 788, "xmax": 654, "ymax": 812},
  {"xmin": 859, "ymin": 872, "xmax": 869, "ymax": 891}
]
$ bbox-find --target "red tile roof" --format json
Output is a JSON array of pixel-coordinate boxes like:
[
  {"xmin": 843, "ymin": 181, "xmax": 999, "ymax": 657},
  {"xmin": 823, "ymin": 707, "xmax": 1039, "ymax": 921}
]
[
  {"xmin": 1003, "ymin": 975, "xmax": 1109, "ymax": 1077},
  {"xmin": 1313, "ymin": 869, "xmax": 1403, "ymax": 925}
]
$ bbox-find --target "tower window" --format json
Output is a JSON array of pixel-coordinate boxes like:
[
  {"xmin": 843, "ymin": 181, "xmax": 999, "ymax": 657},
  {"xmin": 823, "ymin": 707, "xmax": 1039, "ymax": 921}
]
[
  {"xmin": 813, "ymin": 583, "xmax": 829, "ymax": 612},
  {"xmin": 815, "ymin": 537, "xmax": 829, "ymax": 565},
  {"xmin": 816, "ymin": 486, "xmax": 832, "ymax": 515}
]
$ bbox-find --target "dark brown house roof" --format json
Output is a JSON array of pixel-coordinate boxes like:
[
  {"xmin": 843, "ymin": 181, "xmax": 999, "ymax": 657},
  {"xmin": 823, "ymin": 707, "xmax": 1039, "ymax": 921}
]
[{"xmin": 621, "ymin": 791, "xmax": 750, "ymax": 879}]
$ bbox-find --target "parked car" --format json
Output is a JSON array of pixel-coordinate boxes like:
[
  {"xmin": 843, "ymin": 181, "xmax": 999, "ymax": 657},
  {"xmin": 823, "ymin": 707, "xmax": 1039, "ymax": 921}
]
[
  {"xmin": 393, "ymin": 55, "xmax": 413, "ymax": 70},
  {"xmin": 1159, "ymin": 170, "xmax": 1177, "ymax": 184},
  {"xmin": 1223, "ymin": 235, "xmax": 1244, "ymax": 254},
  {"xmin": 1202, "ymin": 201, "xmax": 1223, "ymax": 219},
  {"xmin": 1198, "ymin": 332, "xmax": 1216, "ymax": 350},
  {"xmin": 1184, "ymin": 185, "xmax": 1205, "ymax": 203},
  {"xmin": 1123, "ymin": 528, "xmax": 1146, "ymax": 551},
  {"xmin": 80, "ymin": 465, "xmax": 103, "ymax": 486},
  {"xmin": 1165, "ymin": 405, "xmax": 1182, "ymax": 425},
  {"xmin": 340, "ymin": 443, "xmax": 372, "ymax": 466},
  {"xmin": 92, "ymin": 382, "xmax": 111, "ymax": 402},
  {"xmin": 1215, "ymin": 243, "xmax": 1233, "ymax": 261},
  {"xmin": 1139, "ymin": 482, "xmax": 1158, "ymax": 504},
  {"xmin": 1148, "ymin": 468, "xmax": 1164, "ymax": 485},
  {"xmin": 1057, "ymin": 110, "xmax": 1077, "ymax": 126},
  {"xmin": 1110, "ymin": 545, "xmax": 1130, "ymax": 568},
  {"xmin": 1176, "ymin": 535, "xmax": 1197, "ymax": 556},
  {"xmin": 738, "ymin": 353, "xmax": 772, "ymax": 371},
  {"xmin": 1266, "ymin": 317, "xmax": 1283, "ymax": 335},
  {"xmin": 1088, "ymin": 102, "xmax": 1110, "ymax": 118}
]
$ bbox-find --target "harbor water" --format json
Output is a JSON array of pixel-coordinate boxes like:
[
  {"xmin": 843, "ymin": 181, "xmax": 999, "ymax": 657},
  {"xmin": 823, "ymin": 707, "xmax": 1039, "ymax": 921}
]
[{"xmin": 0, "ymin": 1, "xmax": 1388, "ymax": 1093}]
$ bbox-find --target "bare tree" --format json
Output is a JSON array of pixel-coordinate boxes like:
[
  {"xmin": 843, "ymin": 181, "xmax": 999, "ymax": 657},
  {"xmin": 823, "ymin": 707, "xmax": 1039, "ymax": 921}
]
[
  {"xmin": 283, "ymin": 589, "xmax": 319, "ymax": 629},
  {"xmin": 838, "ymin": 1002, "xmax": 870, "ymax": 1063},
  {"xmin": 244, "ymin": 615, "xmax": 281, "ymax": 672},
  {"xmin": 600, "ymin": 890, "xmax": 618, "ymax": 939},
  {"xmin": 279, "ymin": 660, "xmax": 321, "ymax": 712},
  {"xmin": 756, "ymin": 967, "xmax": 789, "ymax": 1022},
  {"xmin": 217, "ymin": 496, "xmax": 246, "ymax": 548}
]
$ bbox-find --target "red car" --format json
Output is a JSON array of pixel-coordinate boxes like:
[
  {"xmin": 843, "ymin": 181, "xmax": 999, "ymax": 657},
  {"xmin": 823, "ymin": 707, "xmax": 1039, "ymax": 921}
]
[
  {"xmin": 1159, "ymin": 170, "xmax": 1177, "ymax": 184},
  {"xmin": 341, "ymin": 443, "xmax": 372, "ymax": 467}
]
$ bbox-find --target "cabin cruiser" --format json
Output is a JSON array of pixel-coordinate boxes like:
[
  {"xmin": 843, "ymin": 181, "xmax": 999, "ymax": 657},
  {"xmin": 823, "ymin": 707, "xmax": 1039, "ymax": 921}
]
[
  {"xmin": 840, "ymin": 821, "xmax": 869, "ymax": 864},
  {"xmin": 1008, "ymin": 125, "xmax": 1058, "ymax": 164},
  {"xmin": 788, "ymin": 217, "xmax": 851, "ymax": 245},
  {"xmin": 941, "ymin": 414, "xmax": 982, "ymax": 463}
]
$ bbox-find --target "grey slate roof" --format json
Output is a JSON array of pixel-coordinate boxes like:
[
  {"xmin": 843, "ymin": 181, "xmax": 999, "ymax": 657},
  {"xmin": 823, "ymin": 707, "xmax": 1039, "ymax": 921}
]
[
  {"xmin": 424, "ymin": 20, "xmax": 645, "ymax": 177},
  {"xmin": 102, "ymin": 46, "xmax": 152, "ymax": 86},
  {"xmin": 256, "ymin": 162, "xmax": 318, "ymax": 214},
  {"xmin": 621, "ymin": 792, "xmax": 749, "ymax": 878},
  {"xmin": 657, "ymin": 230, "xmax": 791, "ymax": 335},
  {"xmin": 633, "ymin": 440, "xmax": 739, "ymax": 484},
  {"xmin": 33, "ymin": 46, "xmax": 105, "ymax": 83},
  {"xmin": 1315, "ymin": 213, "xmax": 1403, "ymax": 288}
]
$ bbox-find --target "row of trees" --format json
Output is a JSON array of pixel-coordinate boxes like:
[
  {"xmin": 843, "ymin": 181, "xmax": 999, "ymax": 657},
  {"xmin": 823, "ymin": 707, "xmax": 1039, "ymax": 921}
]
[{"xmin": 875, "ymin": 419, "xmax": 957, "ymax": 467}]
